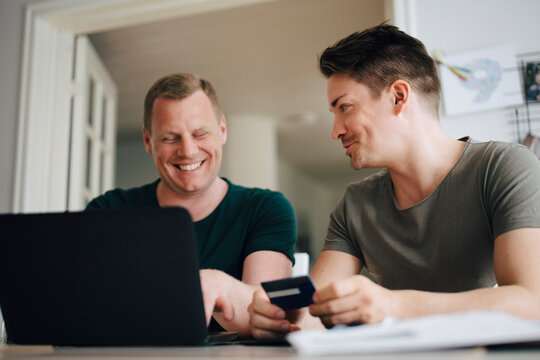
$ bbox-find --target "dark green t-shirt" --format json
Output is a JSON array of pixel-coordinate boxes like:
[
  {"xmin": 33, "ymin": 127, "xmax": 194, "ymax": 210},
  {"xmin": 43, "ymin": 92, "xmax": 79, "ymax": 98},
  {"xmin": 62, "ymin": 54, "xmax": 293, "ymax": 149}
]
[{"xmin": 86, "ymin": 178, "xmax": 297, "ymax": 280}]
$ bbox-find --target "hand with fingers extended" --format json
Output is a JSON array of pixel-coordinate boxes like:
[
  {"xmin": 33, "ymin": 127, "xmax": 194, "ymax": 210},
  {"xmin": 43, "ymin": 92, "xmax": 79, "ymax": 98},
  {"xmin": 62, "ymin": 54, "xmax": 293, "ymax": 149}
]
[
  {"xmin": 248, "ymin": 288, "xmax": 303, "ymax": 339},
  {"xmin": 309, "ymin": 275, "xmax": 395, "ymax": 328},
  {"xmin": 199, "ymin": 269, "xmax": 235, "ymax": 326}
]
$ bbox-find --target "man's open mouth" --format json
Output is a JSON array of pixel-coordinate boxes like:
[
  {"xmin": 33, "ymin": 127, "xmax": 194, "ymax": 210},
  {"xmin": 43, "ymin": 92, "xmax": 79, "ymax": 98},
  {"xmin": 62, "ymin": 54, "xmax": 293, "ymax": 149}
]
[{"xmin": 175, "ymin": 160, "xmax": 204, "ymax": 171}]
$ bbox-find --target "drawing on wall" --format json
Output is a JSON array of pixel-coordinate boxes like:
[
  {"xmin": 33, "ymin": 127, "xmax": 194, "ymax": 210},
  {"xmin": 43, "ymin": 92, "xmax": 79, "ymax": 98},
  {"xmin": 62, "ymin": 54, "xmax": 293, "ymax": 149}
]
[
  {"xmin": 524, "ymin": 62, "xmax": 540, "ymax": 102},
  {"xmin": 435, "ymin": 44, "xmax": 523, "ymax": 116}
]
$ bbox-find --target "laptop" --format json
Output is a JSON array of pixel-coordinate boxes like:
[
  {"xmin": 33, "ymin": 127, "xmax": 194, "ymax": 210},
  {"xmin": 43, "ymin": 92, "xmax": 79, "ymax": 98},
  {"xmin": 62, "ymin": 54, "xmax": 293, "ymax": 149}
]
[{"xmin": 0, "ymin": 207, "xmax": 209, "ymax": 346}]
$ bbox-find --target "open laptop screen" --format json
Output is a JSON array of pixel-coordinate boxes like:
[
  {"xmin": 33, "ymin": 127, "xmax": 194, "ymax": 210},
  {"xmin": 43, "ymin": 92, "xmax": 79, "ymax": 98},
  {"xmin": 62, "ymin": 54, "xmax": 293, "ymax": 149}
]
[{"xmin": 0, "ymin": 207, "xmax": 208, "ymax": 346}]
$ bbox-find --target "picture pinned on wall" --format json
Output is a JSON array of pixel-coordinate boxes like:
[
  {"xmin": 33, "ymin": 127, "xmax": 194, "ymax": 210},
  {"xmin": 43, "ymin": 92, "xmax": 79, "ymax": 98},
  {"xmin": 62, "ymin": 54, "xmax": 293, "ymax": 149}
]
[
  {"xmin": 524, "ymin": 62, "xmax": 540, "ymax": 102},
  {"xmin": 435, "ymin": 44, "xmax": 523, "ymax": 116}
]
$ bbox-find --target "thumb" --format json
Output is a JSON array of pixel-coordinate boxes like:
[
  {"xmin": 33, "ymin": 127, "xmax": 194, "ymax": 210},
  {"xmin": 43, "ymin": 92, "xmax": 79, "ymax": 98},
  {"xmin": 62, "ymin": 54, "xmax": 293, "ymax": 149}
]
[
  {"xmin": 203, "ymin": 295, "xmax": 215, "ymax": 326},
  {"xmin": 214, "ymin": 296, "xmax": 235, "ymax": 321}
]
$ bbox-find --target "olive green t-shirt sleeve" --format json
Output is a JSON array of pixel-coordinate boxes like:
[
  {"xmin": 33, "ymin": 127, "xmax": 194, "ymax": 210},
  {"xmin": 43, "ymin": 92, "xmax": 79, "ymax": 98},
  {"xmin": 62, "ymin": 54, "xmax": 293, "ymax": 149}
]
[
  {"xmin": 486, "ymin": 144, "xmax": 540, "ymax": 238},
  {"xmin": 322, "ymin": 193, "xmax": 364, "ymax": 262}
]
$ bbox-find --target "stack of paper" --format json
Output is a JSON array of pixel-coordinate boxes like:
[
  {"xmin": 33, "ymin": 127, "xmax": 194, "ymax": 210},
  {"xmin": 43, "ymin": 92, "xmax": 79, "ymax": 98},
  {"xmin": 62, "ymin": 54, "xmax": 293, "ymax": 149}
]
[{"xmin": 287, "ymin": 311, "xmax": 540, "ymax": 355}]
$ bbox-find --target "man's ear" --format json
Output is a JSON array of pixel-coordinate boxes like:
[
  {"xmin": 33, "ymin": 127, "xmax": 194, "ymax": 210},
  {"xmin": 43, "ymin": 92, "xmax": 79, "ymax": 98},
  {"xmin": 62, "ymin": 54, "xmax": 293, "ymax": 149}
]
[
  {"xmin": 142, "ymin": 126, "xmax": 153, "ymax": 155},
  {"xmin": 220, "ymin": 115, "xmax": 227, "ymax": 145},
  {"xmin": 391, "ymin": 80, "xmax": 410, "ymax": 115}
]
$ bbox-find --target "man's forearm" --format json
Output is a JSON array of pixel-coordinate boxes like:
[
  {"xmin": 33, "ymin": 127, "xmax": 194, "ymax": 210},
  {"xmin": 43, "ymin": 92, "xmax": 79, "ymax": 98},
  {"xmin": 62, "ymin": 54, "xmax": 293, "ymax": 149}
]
[{"xmin": 394, "ymin": 285, "xmax": 540, "ymax": 320}]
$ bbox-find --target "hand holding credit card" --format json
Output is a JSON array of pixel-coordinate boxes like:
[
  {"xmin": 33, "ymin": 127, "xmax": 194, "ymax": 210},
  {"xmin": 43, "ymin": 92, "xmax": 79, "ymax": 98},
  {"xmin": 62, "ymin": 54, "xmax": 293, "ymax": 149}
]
[{"xmin": 261, "ymin": 275, "xmax": 316, "ymax": 310}]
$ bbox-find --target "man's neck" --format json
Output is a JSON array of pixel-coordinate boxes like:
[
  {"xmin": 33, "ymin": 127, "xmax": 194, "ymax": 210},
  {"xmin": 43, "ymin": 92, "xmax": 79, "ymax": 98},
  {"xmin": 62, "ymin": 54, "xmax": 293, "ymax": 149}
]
[
  {"xmin": 156, "ymin": 177, "xmax": 229, "ymax": 221},
  {"xmin": 388, "ymin": 129, "xmax": 466, "ymax": 210}
]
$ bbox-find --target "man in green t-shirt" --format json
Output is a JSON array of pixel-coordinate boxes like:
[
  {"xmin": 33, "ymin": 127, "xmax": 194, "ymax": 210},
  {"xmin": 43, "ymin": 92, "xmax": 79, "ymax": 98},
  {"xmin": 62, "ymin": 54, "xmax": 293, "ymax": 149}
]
[
  {"xmin": 86, "ymin": 73, "xmax": 296, "ymax": 336},
  {"xmin": 249, "ymin": 24, "xmax": 540, "ymax": 339}
]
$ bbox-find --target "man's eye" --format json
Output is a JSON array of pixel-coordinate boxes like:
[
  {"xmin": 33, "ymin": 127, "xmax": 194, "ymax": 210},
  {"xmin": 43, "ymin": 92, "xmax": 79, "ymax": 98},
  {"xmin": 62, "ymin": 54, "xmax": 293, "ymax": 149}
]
[
  {"xmin": 340, "ymin": 104, "xmax": 350, "ymax": 112},
  {"xmin": 193, "ymin": 132, "xmax": 208, "ymax": 138},
  {"xmin": 162, "ymin": 137, "xmax": 178, "ymax": 143}
]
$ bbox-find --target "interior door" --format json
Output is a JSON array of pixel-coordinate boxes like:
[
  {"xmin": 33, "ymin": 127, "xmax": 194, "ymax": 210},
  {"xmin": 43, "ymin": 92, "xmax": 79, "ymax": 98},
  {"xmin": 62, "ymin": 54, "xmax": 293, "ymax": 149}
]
[{"xmin": 69, "ymin": 36, "xmax": 118, "ymax": 211}]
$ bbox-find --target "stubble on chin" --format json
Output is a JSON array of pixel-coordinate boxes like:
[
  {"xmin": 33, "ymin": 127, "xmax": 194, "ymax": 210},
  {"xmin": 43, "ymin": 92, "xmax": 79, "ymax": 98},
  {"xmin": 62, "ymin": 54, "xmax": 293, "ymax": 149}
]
[{"xmin": 349, "ymin": 154, "xmax": 365, "ymax": 170}]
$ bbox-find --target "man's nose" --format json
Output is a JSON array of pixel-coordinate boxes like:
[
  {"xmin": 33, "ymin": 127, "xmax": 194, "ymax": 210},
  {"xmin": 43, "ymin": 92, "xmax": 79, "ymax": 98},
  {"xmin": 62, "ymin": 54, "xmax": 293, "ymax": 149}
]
[
  {"xmin": 331, "ymin": 117, "xmax": 345, "ymax": 141},
  {"xmin": 178, "ymin": 138, "xmax": 197, "ymax": 157}
]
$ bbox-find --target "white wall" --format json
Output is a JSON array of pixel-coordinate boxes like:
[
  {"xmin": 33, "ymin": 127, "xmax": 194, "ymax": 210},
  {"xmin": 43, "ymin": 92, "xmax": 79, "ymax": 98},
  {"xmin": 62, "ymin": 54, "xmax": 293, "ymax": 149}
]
[
  {"xmin": 115, "ymin": 139, "xmax": 158, "ymax": 189},
  {"xmin": 278, "ymin": 161, "xmax": 339, "ymax": 259},
  {"xmin": 411, "ymin": 0, "xmax": 540, "ymax": 142}
]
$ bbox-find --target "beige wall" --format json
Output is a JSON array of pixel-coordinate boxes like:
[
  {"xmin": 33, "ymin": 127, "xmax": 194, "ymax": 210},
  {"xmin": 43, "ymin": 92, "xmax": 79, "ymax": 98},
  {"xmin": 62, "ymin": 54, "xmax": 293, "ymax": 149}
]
[
  {"xmin": 277, "ymin": 161, "xmax": 339, "ymax": 259},
  {"xmin": 221, "ymin": 114, "xmax": 278, "ymax": 190}
]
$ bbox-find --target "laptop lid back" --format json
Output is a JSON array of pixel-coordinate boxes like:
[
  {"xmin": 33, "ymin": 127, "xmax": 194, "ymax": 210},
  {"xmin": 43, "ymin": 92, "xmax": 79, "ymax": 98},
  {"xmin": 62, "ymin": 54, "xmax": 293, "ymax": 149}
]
[{"xmin": 0, "ymin": 207, "xmax": 208, "ymax": 346}]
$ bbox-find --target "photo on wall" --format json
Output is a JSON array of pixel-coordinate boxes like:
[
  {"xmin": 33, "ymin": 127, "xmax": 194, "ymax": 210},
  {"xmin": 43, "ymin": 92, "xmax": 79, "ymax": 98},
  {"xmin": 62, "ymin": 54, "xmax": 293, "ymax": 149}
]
[
  {"xmin": 524, "ymin": 62, "xmax": 540, "ymax": 102},
  {"xmin": 437, "ymin": 44, "xmax": 523, "ymax": 116}
]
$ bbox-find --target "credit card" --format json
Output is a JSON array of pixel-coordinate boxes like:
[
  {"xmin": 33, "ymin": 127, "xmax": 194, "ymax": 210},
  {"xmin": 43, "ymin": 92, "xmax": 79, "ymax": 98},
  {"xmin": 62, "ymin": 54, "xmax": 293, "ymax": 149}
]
[{"xmin": 261, "ymin": 275, "xmax": 316, "ymax": 310}]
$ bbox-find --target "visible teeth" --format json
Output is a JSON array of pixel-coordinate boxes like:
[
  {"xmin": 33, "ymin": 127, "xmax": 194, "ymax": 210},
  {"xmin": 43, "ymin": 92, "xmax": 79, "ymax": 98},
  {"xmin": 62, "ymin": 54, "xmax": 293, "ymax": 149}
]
[{"xmin": 178, "ymin": 161, "xmax": 202, "ymax": 171}]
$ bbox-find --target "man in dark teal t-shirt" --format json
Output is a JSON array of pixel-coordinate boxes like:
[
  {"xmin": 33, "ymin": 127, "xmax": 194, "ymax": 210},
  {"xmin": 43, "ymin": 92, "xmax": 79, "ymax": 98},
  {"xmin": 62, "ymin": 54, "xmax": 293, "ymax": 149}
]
[{"xmin": 86, "ymin": 73, "xmax": 296, "ymax": 337}]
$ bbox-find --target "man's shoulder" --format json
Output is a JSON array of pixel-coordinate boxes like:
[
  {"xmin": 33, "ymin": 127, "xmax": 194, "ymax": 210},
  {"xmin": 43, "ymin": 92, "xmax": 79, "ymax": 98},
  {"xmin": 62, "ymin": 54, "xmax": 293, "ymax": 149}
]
[
  {"xmin": 464, "ymin": 138, "xmax": 537, "ymax": 167},
  {"xmin": 345, "ymin": 168, "xmax": 389, "ymax": 195},
  {"xmin": 223, "ymin": 178, "xmax": 293, "ymax": 214},
  {"xmin": 466, "ymin": 137, "xmax": 524, "ymax": 154},
  {"xmin": 226, "ymin": 178, "xmax": 287, "ymax": 201},
  {"xmin": 85, "ymin": 180, "xmax": 160, "ymax": 210}
]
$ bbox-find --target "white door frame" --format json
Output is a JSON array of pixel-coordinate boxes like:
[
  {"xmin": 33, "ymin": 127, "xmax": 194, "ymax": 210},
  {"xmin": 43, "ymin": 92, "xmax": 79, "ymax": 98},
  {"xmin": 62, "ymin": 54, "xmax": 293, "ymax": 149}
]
[{"xmin": 13, "ymin": 0, "xmax": 409, "ymax": 212}]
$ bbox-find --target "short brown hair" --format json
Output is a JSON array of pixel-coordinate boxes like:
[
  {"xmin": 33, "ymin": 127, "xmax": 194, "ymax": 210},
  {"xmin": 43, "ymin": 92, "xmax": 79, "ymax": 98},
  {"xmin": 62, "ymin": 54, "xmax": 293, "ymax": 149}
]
[
  {"xmin": 319, "ymin": 24, "xmax": 441, "ymax": 115},
  {"xmin": 143, "ymin": 73, "xmax": 222, "ymax": 132}
]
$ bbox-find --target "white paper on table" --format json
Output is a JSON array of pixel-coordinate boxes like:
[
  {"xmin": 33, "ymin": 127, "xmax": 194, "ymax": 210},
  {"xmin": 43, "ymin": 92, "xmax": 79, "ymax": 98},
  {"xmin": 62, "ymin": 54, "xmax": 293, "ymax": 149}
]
[{"xmin": 286, "ymin": 311, "xmax": 540, "ymax": 355}]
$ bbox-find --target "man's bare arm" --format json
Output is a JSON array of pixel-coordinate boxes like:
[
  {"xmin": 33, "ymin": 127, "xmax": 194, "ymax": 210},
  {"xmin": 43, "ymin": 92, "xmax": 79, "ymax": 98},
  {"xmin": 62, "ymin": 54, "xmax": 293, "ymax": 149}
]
[
  {"xmin": 203, "ymin": 250, "xmax": 292, "ymax": 336},
  {"xmin": 309, "ymin": 228, "xmax": 540, "ymax": 327}
]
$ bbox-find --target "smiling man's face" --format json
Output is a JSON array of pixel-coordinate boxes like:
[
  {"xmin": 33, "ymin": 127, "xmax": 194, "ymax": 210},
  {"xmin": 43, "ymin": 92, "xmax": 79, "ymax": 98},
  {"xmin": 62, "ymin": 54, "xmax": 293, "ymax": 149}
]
[
  {"xmin": 143, "ymin": 91, "xmax": 226, "ymax": 197},
  {"xmin": 328, "ymin": 74, "xmax": 395, "ymax": 170}
]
